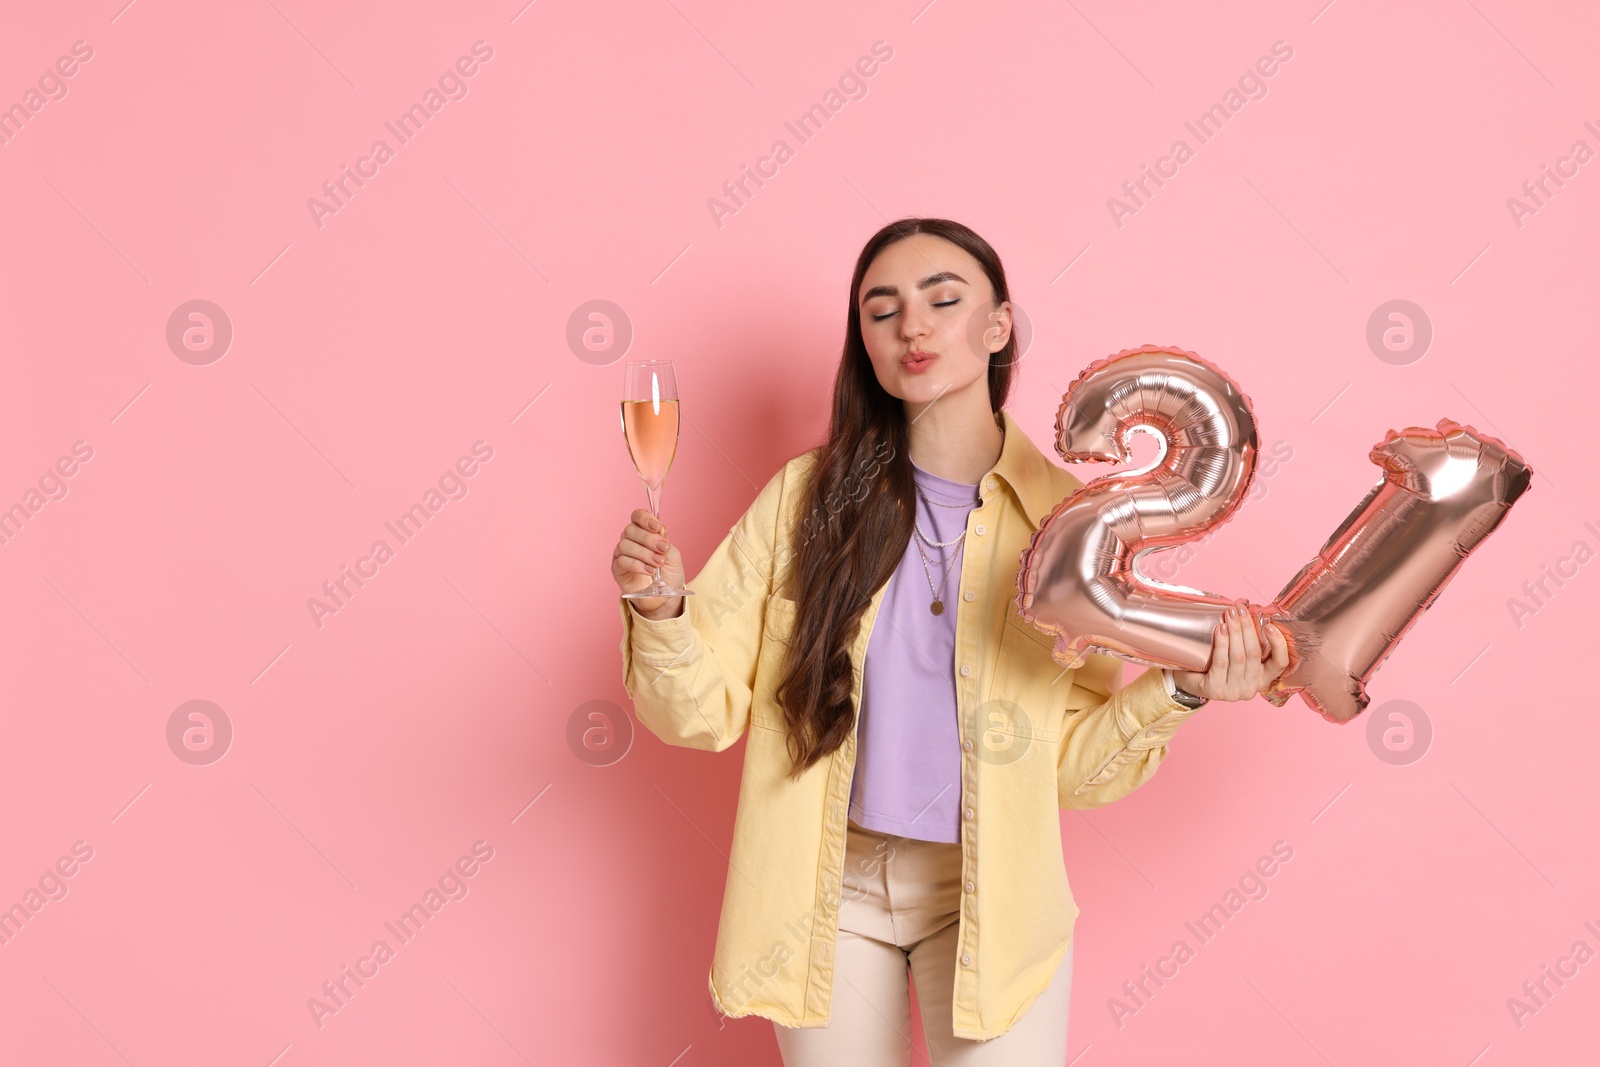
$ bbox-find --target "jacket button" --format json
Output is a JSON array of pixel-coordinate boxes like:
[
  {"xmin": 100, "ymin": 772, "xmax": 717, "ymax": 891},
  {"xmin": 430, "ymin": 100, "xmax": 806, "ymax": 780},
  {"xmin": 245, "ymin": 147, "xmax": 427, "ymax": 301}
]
[
  {"xmin": 965, "ymin": 881, "xmax": 975, "ymax": 892},
  {"xmin": 963, "ymin": 590, "xmax": 975, "ymax": 601},
  {"xmin": 961, "ymin": 954, "xmax": 973, "ymax": 966},
  {"xmin": 974, "ymin": 524, "xmax": 986, "ymax": 535},
  {"xmin": 960, "ymin": 664, "xmax": 972, "ymax": 677},
  {"xmin": 962, "ymin": 739, "xmax": 973, "ymax": 752},
  {"xmin": 964, "ymin": 808, "xmax": 974, "ymax": 819},
  {"xmin": 985, "ymin": 478, "xmax": 995, "ymax": 491}
]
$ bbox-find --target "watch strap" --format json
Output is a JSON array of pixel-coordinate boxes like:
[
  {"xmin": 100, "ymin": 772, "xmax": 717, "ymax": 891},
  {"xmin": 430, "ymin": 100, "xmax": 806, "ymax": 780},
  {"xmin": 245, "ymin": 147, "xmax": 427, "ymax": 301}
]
[{"xmin": 1163, "ymin": 668, "xmax": 1209, "ymax": 709}]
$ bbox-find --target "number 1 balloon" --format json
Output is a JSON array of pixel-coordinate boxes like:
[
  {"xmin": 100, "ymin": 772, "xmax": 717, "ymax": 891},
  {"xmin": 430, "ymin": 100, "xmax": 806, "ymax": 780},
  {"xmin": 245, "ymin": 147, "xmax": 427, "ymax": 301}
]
[
  {"xmin": 1013, "ymin": 344, "xmax": 1533, "ymax": 725},
  {"xmin": 1257, "ymin": 418, "xmax": 1532, "ymax": 722}
]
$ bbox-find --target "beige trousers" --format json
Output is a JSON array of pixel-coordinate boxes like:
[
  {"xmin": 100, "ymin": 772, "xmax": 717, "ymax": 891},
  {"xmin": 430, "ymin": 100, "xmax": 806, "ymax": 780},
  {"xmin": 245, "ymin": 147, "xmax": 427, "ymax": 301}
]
[{"xmin": 774, "ymin": 817, "xmax": 1073, "ymax": 1066}]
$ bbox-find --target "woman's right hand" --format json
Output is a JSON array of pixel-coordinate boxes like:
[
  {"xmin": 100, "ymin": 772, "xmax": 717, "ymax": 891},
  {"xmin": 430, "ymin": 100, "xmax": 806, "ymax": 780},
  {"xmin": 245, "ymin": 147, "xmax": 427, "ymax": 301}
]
[{"xmin": 613, "ymin": 509, "xmax": 686, "ymax": 621}]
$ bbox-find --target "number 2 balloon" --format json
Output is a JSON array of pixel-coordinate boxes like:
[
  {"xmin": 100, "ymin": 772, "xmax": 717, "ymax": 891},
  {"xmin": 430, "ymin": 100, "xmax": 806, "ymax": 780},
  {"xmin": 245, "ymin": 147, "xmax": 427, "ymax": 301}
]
[{"xmin": 1013, "ymin": 344, "xmax": 1533, "ymax": 724}]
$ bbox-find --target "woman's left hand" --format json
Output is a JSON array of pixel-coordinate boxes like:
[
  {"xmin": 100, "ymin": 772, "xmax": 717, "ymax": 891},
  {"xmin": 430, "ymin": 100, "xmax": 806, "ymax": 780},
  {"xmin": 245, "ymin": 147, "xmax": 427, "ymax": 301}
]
[{"xmin": 1171, "ymin": 600, "xmax": 1291, "ymax": 703}]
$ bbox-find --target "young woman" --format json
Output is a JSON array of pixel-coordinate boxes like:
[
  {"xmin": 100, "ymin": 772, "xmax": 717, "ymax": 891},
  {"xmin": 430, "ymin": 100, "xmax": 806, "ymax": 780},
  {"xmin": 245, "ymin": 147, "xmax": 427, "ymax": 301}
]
[{"xmin": 612, "ymin": 217, "xmax": 1289, "ymax": 1065}]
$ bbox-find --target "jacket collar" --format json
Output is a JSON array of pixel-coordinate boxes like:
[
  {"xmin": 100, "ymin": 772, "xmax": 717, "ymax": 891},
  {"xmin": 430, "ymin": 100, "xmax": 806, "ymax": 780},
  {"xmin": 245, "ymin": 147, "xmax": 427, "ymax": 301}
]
[{"xmin": 988, "ymin": 408, "xmax": 1067, "ymax": 531}]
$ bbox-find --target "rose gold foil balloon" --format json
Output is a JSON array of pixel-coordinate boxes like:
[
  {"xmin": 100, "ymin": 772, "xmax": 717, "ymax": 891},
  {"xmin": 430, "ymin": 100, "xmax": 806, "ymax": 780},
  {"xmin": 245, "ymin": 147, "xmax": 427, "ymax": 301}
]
[
  {"xmin": 1258, "ymin": 419, "xmax": 1532, "ymax": 723},
  {"xmin": 1015, "ymin": 345, "xmax": 1259, "ymax": 674},
  {"xmin": 1014, "ymin": 345, "xmax": 1534, "ymax": 727}
]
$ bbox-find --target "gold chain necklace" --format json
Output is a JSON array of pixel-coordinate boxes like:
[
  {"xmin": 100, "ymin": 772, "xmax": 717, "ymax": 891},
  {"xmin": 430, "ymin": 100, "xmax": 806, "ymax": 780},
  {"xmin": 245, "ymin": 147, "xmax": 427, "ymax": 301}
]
[
  {"xmin": 912, "ymin": 487, "xmax": 972, "ymax": 615},
  {"xmin": 908, "ymin": 420, "xmax": 1001, "ymax": 615},
  {"xmin": 915, "ymin": 534, "xmax": 964, "ymax": 615}
]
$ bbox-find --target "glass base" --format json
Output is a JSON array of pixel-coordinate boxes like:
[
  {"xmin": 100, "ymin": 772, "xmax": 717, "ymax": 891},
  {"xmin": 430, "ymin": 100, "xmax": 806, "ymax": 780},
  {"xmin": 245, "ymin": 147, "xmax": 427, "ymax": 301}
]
[{"xmin": 621, "ymin": 582, "xmax": 697, "ymax": 599}]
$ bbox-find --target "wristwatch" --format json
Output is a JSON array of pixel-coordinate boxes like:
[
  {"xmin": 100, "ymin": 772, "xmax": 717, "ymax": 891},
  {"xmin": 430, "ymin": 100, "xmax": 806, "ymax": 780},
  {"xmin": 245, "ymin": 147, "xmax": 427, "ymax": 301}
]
[{"xmin": 1162, "ymin": 669, "xmax": 1209, "ymax": 709}]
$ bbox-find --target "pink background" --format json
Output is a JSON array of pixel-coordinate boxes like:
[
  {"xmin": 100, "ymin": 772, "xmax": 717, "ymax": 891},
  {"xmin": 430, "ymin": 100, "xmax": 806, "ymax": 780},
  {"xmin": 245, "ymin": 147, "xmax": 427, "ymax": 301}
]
[{"xmin": 1, "ymin": 1, "xmax": 1594, "ymax": 1064}]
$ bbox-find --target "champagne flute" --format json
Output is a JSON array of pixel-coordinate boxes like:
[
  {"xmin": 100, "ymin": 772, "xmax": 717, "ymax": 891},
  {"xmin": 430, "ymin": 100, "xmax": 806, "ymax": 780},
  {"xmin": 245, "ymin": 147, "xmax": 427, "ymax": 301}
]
[{"xmin": 620, "ymin": 359, "xmax": 695, "ymax": 599}]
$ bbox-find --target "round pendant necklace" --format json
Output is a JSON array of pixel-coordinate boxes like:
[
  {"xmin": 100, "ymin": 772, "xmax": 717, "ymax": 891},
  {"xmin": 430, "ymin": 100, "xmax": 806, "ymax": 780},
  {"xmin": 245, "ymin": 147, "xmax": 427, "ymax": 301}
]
[
  {"xmin": 907, "ymin": 427, "xmax": 995, "ymax": 614},
  {"xmin": 912, "ymin": 486, "xmax": 975, "ymax": 615},
  {"xmin": 915, "ymin": 534, "xmax": 963, "ymax": 615}
]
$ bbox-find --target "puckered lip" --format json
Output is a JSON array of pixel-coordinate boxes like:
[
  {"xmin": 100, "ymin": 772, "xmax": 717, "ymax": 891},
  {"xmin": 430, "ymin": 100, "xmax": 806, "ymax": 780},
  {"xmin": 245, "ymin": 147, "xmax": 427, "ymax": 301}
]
[{"xmin": 901, "ymin": 349, "xmax": 938, "ymax": 364}]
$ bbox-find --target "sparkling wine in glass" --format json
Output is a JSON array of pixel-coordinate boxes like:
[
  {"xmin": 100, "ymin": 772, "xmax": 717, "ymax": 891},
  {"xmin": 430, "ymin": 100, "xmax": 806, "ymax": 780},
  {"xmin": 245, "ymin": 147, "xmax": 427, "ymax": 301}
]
[{"xmin": 620, "ymin": 360, "xmax": 694, "ymax": 599}]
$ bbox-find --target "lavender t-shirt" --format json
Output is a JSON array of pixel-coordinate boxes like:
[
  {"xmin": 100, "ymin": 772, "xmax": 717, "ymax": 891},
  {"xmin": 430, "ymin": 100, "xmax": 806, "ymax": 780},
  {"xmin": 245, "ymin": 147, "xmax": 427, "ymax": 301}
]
[{"xmin": 847, "ymin": 459, "xmax": 981, "ymax": 844}]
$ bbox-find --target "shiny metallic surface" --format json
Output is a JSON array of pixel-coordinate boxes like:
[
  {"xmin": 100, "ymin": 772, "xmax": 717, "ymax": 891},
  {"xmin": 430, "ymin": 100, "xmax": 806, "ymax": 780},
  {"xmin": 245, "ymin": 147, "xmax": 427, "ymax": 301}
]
[
  {"xmin": 1014, "ymin": 346, "xmax": 1533, "ymax": 726},
  {"xmin": 1259, "ymin": 418, "xmax": 1532, "ymax": 723},
  {"xmin": 1015, "ymin": 345, "xmax": 1259, "ymax": 674}
]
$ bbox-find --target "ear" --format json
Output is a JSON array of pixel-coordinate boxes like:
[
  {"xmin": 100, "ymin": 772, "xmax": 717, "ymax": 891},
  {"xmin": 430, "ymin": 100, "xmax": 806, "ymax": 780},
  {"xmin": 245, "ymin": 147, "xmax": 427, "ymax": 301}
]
[{"xmin": 989, "ymin": 300, "xmax": 1015, "ymax": 351}]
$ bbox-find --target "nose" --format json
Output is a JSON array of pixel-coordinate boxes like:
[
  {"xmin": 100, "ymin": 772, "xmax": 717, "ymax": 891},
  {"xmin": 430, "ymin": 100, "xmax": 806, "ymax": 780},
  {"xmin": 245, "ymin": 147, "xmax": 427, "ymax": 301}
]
[{"xmin": 899, "ymin": 305, "xmax": 932, "ymax": 343}]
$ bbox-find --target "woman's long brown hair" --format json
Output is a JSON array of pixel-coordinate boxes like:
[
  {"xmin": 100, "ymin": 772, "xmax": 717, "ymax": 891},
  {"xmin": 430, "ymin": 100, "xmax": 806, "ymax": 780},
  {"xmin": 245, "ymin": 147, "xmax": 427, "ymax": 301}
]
[{"xmin": 773, "ymin": 217, "xmax": 1018, "ymax": 780}]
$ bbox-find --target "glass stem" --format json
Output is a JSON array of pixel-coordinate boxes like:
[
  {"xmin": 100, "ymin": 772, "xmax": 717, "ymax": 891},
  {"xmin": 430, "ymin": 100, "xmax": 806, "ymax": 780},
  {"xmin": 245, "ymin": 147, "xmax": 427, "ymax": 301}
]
[{"xmin": 645, "ymin": 481, "xmax": 664, "ymax": 585}]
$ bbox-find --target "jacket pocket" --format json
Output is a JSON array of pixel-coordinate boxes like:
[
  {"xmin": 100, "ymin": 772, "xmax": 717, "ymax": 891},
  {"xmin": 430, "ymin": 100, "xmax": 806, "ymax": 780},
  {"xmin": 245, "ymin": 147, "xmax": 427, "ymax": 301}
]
[
  {"xmin": 989, "ymin": 610, "xmax": 1067, "ymax": 743},
  {"xmin": 751, "ymin": 595, "xmax": 798, "ymax": 731}
]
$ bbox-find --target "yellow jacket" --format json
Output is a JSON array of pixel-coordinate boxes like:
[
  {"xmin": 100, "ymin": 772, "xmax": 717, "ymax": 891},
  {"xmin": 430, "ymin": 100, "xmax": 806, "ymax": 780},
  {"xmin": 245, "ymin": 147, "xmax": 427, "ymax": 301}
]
[{"xmin": 617, "ymin": 408, "xmax": 1203, "ymax": 1040}]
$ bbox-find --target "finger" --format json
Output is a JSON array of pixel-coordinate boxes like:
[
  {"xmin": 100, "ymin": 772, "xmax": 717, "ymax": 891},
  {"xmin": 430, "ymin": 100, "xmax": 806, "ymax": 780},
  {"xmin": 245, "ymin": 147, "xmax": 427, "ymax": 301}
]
[
  {"xmin": 1241, "ymin": 604, "xmax": 1263, "ymax": 663},
  {"xmin": 618, "ymin": 540, "xmax": 665, "ymax": 567},
  {"xmin": 612, "ymin": 550, "xmax": 656, "ymax": 579},
  {"xmin": 613, "ymin": 557, "xmax": 650, "ymax": 586},
  {"xmin": 631, "ymin": 510, "xmax": 668, "ymax": 539},
  {"xmin": 1210, "ymin": 614, "xmax": 1230, "ymax": 676},
  {"xmin": 1266, "ymin": 622, "xmax": 1289, "ymax": 663},
  {"xmin": 1227, "ymin": 604, "xmax": 1247, "ymax": 674},
  {"xmin": 624, "ymin": 522, "xmax": 671, "ymax": 553},
  {"xmin": 1235, "ymin": 607, "xmax": 1260, "ymax": 700},
  {"xmin": 1247, "ymin": 614, "xmax": 1269, "ymax": 683},
  {"xmin": 1212, "ymin": 612, "xmax": 1231, "ymax": 697},
  {"xmin": 1235, "ymin": 608, "xmax": 1264, "ymax": 697},
  {"xmin": 1266, "ymin": 623, "xmax": 1292, "ymax": 675}
]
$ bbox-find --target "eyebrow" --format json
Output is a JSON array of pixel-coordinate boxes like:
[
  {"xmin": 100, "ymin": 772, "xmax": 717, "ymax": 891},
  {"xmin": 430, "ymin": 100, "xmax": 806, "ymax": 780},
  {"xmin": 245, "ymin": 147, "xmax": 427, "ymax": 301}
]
[{"xmin": 859, "ymin": 271, "xmax": 969, "ymax": 305}]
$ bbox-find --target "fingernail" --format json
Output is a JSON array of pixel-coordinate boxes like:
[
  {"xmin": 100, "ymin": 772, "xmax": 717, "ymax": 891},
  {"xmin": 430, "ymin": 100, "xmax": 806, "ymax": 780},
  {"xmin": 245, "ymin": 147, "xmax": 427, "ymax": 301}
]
[{"xmin": 656, "ymin": 540, "xmax": 668, "ymax": 551}]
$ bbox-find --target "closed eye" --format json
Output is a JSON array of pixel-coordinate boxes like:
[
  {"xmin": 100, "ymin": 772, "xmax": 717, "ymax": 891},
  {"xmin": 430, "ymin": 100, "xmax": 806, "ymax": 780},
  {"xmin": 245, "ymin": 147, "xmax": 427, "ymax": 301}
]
[{"xmin": 869, "ymin": 298, "xmax": 961, "ymax": 322}]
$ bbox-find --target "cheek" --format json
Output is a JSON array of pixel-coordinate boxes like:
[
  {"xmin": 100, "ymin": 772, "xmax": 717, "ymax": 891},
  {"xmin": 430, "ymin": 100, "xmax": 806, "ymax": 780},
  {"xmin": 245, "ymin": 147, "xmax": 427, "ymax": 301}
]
[
  {"xmin": 860, "ymin": 321, "xmax": 895, "ymax": 362},
  {"xmin": 950, "ymin": 308, "xmax": 979, "ymax": 349},
  {"xmin": 948, "ymin": 309, "xmax": 996, "ymax": 370}
]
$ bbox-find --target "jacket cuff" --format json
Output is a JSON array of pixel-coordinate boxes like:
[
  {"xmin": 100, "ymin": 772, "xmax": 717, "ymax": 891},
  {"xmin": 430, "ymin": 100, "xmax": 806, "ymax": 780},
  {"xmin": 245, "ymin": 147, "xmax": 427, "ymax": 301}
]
[
  {"xmin": 1068, "ymin": 668, "xmax": 1202, "ymax": 798},
  {"xmin": 618, "ymin": 597, "xmax": 694, "ymax": 666},
  {"xmin": 1120, "ymin": 668, "xmax": 1205, "ymax": 751}
]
